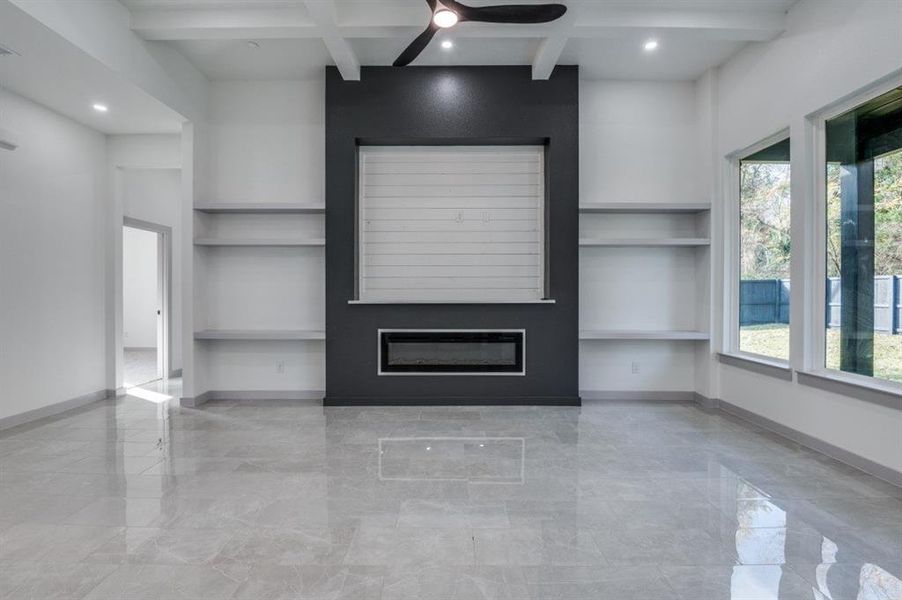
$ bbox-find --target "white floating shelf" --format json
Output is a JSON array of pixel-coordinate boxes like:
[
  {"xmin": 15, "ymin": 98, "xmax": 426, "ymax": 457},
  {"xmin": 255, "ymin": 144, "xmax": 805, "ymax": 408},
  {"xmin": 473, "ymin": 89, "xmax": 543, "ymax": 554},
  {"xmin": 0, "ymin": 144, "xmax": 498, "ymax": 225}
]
[
  {"xmin": 194, "ymin": 238, "xmax": 325, "ymax": 247},
  {"xmin": 194, "ymin": 329, "xmax": 325, "ymax": 341},
  {"xmin": 579, "ymin": 238, "xmax": 710, "ymax": 247},
  {"xmin": 194, "ymin": 203, "xmax": 325, "ymax": 214},
  {"xmin": 579, "ymin": 202, "xmax": 710, "ymax": 213},
  {"xmin": 580, "ymin": 330, "xmax": 710, "ymax": 341}
]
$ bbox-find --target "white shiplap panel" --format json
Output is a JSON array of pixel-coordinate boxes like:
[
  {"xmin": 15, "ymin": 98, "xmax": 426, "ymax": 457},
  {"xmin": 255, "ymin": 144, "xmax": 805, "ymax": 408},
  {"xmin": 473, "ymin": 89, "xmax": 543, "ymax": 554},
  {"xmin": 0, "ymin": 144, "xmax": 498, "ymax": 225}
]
[
  {"xmin": 363, "ymin": 289, "xmax": 544, "ymax": 303},
  {"xmin": 364, "ymin": 185, "xmax": 540, "ymax": 198},
  {"xmin": 364, "ymin": 208, "xmax": 538, "ymax": 221},
  {"xmin": 364, "ymin": 254, "xmax": 540, "ymax": 267},
  {"xmin": 365, "ymin": 265, "xmax": 541, "ymax": 278},
  {"xmin": 364, "ymin": 242, "xmax": 540, "ymax": 255},
  {"xmin": 365, "ymin": 219, "xmax": 538, "ymax": 232},
  {"xmin": 365, "ymin": 162, "xmax": 541, "ymax": 174},
  {"xmin": 364, "ymin": 200, "xmax": 538, "ymax": 211},
  {"xmin": 365, "ymin": 231, "xmax": 539, "ymax": 244},
  {"xmin": 364, "ymin": 277, "xmax": 540, "ymax": 290},
  {"xmin": 364, "ymin": 152, "xmax": 540, "ymax": 164},
  {"xmin": 363, "ymin": 173, "xmax": 542, "ymax": 186},
  {"xmin": 359, "ymin": 146, "xmax": 545, "ymax": 303}
]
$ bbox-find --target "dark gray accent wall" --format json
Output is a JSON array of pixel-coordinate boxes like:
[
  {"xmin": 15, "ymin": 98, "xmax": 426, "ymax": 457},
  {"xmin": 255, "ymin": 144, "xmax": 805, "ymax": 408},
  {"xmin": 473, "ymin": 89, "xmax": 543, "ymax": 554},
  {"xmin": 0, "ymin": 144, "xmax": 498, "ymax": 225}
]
[{"xmin": 324, "ymin": 66, "xmax": 579, "ymax": 406}]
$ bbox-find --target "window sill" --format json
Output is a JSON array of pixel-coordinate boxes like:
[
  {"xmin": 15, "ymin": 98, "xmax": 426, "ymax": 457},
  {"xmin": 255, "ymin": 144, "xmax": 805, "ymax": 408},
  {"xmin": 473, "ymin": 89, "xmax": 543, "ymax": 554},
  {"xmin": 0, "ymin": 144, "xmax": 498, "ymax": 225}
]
[
  {"xmin": 717, "ymin": 352, "xmax": 793, "ymax": 381},
  {"xmin": 797, "ymin": 369, "xmax": 902, "ymax": 410}
]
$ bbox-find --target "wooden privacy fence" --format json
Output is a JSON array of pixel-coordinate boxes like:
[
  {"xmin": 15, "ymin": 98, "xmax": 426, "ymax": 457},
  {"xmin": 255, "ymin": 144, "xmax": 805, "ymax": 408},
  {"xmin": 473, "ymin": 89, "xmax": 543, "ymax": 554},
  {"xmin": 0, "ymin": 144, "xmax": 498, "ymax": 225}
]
[
  {"xmin": 739, "ymin": 279, "xmax": 790, "ymax": 326},
  {"xmin": 740, "ymin": 276, "xmax": 902, "ymax": 334}
]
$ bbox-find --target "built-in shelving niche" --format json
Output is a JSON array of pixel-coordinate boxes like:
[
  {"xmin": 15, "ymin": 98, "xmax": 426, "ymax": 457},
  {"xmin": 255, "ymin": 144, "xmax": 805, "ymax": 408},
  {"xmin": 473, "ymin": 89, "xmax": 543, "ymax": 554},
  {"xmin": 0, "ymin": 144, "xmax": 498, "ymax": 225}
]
[
  {"xmin": 192, "ymin": 202, "xmax": 326, "ymax": 397},
  {"xmin": 578, "ymin": 202, "xmax": 711, "ymax": 395},
  {"xmin": 578, "ymin": 202, "xmax": 711, "ymax": 344}
]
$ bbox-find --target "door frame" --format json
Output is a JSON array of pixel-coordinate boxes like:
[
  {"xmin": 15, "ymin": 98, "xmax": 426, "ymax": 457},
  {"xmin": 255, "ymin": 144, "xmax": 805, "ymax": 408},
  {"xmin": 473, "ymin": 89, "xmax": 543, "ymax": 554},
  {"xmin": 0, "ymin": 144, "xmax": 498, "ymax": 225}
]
[{"xmin": 123, "ymin": 217, "xmax": 173, "ymax": 384}]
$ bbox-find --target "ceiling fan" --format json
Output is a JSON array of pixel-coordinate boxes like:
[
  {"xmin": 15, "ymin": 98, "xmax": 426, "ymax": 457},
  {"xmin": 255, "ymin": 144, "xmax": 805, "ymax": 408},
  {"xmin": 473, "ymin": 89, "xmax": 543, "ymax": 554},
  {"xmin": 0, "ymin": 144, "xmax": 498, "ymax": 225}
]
[{"xmin": 393, "ymin": 0, "xmax": 568, "ymax": 67}]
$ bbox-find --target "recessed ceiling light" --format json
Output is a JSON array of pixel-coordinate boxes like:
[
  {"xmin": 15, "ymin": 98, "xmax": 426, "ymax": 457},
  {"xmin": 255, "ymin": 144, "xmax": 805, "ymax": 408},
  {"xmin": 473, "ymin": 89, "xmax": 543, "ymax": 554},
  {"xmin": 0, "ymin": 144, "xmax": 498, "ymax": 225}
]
[
  {"xmin": 92, "ymin": 103, "xmax": 108, "ymax": 113},
  {"xmin": 644, "ymin": 39, "xmax": 659, "ymax": 52},
  {"xmin": 433, "ymin": 9, "xmax": 459, "ymax": 28},
  {"xmin": 441, "ymin": 40, "xmax": 453, "ymax": 50},
  {"xmin": 247, "ymin": 40, "xmax": 260, "ymax": 50}
]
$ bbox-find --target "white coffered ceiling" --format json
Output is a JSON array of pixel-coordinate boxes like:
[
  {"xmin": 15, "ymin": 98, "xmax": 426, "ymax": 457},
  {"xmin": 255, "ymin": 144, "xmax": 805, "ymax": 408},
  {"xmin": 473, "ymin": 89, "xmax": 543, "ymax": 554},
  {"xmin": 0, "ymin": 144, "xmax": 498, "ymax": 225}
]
[
  {"xmin": 0, "ymin": 0, "xmax": 185, "ymax": 134},
  {"xmin": 122, "ymin": 0, "xmax": 798, "ymax": 81}
]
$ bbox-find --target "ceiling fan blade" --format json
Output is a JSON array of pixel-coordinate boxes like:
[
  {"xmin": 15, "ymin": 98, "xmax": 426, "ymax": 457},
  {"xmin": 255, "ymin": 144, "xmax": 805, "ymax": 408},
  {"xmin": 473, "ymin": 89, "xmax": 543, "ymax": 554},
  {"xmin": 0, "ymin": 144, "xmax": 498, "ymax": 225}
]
[
  {"xmin": 442, "ymin": 1, "xmax": 566, "ymax": 24},
  {"xmin": 393, "ymin": 23, "xmax": 439, "ymax": 66}
]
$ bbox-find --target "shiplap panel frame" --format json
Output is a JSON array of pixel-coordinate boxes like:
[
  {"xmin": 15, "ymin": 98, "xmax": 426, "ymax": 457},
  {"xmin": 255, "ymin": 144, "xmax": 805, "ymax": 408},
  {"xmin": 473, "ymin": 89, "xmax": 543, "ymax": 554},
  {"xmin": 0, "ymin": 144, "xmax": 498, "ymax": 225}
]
[{"xmin": 358, "ymin": 146, "xmax": 546, "ymax": 303}]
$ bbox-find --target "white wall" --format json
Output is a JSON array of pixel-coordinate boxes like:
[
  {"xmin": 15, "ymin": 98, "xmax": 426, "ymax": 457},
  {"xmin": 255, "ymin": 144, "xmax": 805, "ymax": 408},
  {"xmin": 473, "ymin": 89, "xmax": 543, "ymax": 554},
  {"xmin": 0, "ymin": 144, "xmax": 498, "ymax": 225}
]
[
  {"xmin": 108, "ymin": 134, "xmax": 181, "ymax": 170},
  {"xmin": 579, "ymin": 80, "xmax": 707, "ymax": 393},
  {"xmin": 208, "ymin": 80, "xmax": 324, "ymax": 204},
  {"xmin": 580, "ymin": 80, "xmax": 702, "ymax": 204},
  {"xmin": 107, "ymin": 134, "xmax": 183, "ymax": 376},
  {"xmin": 123, "ymin": 226, "xmax": 158, "ymax": 348},
  {"xmin": 122, "ymin": 168, "xmax": 182, "ymax": 364},
  {"xmin": 711, "ymin": 0, "xmax": 902, "ymax": 472},
  {"xmin": 0, "ymin": 89, "xmax": 107, "ymax": 420}
]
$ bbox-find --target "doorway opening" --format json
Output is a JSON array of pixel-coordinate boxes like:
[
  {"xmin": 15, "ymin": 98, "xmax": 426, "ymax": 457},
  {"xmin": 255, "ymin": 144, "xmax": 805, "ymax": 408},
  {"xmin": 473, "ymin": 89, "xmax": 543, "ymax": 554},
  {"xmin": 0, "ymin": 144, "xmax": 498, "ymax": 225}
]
[{"xmin": 122, "ymin": 220, "xmax": 171, "ymax": 387}]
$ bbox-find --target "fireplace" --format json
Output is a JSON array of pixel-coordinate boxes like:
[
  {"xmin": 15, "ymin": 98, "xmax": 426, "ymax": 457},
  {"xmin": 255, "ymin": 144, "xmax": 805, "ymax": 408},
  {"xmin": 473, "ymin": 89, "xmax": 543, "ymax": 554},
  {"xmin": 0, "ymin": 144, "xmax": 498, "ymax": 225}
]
[
  {"xmin": 378, "ymin": 330, "xmax": 525, "ymax": 375},
  {"xmin": 325, "ymin": 66, "xmax": 579, "ymax": 405}
]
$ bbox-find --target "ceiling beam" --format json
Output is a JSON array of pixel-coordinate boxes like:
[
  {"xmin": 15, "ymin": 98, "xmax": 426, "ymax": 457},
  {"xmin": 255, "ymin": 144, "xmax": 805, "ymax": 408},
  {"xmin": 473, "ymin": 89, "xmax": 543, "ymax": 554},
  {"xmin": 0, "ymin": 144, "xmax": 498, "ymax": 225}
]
[
  {"xmin": 569, "ymin": 8, "xmax": 787, "ymax": 42},
  {"xmin": 304, "ymin": 1, "xmax": 360, "ymax": 81},
  {"xmin": 532, "ymin": 33, "xmax": 569, "ymax": 80},
  {"xmin": 130, "ymin": 7, "xmax": 319, "ymax": 40},
  {"xmin": 531, "ymin": 9, "xmax": 576, "ymax": 81},
  {"xmin": 129, "ymin": 5, "xmax": 786, "ymax": 42}
]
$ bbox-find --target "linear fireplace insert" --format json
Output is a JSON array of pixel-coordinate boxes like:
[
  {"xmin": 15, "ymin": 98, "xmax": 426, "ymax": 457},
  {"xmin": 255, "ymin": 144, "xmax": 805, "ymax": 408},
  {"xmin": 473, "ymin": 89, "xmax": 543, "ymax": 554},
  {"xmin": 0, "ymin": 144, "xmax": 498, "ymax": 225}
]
[{"xmin": 378, "ymin": 330, "xmax": 525, "ymax": 375}]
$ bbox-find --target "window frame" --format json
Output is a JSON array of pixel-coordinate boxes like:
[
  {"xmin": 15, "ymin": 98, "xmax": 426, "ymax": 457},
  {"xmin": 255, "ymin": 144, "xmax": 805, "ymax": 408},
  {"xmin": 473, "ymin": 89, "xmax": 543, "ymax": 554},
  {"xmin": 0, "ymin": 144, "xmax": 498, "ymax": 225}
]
[
  {"xmin": 723, "ymin": 128, "xmax": 792, "ymax": 367},
  {"xmin": 807, "ymin": 74, "xmax": 902, "ymax": 395}
]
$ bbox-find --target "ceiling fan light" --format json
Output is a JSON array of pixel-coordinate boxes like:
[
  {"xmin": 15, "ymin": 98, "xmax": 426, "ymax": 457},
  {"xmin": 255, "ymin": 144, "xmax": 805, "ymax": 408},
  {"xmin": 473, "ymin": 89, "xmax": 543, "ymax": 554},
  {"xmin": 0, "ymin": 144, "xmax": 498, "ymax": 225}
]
[{"xmin": 433, "ymin": 9, "xmax": 459, "ymax": 28}]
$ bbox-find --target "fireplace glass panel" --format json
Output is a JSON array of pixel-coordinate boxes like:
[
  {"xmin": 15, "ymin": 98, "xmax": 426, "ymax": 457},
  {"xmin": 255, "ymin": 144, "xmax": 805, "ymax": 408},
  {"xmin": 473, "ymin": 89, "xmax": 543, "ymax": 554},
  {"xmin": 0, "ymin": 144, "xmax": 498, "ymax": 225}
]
[{"xmin": 380, "ymin": 331, "xmax": 524, "ymax": 374}]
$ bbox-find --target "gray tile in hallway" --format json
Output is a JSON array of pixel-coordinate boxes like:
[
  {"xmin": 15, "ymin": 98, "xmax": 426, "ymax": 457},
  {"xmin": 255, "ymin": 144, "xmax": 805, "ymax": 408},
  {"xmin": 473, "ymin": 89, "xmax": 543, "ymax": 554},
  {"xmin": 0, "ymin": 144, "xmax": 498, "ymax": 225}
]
[
  {"xmin": 0, "ymin": 399, "xmax": 900, "ymax": 599},
  {"xmin": 123, "ymin": 347, "xmax": 159, "ymax": 388}
]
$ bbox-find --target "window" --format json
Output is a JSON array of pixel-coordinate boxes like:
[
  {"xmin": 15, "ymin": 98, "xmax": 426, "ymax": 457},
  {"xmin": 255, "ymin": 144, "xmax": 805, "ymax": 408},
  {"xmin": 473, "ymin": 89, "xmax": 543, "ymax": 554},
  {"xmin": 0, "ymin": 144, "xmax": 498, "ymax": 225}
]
[
  {"xmin": 737, "ymin": 138, "xmax": 791, "ymax": 360},
  {"xmin": 825, "ymin": 88, "xmax": 902, "ymax": 383},
  {"xmin": 357, "ymin": 146, "xmax": 545, "ymax": 303}
]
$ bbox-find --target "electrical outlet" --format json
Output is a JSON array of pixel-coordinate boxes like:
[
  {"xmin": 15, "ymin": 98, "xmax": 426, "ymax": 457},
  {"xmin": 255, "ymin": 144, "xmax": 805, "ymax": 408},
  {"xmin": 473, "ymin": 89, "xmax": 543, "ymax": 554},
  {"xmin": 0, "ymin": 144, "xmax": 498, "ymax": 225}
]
[
  {"xmin": 276, "ymin": 361, "xmax": 285, "ymax": 374},
  {"xmin": 631, "ymin": 361, "xmax": 640, "ymax": 374}
]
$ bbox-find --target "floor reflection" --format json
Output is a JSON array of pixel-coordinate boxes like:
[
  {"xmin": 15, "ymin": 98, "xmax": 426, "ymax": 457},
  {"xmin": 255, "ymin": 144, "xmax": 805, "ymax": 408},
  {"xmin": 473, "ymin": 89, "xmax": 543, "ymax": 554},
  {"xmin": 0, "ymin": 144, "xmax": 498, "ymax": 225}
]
[
  {"xmin": 0, "ymin": 399, "xmax": 900, "ymax": 599},
  {"xmin": 379, "ymin": 437, "xmax": 525, "ymax": 483}
]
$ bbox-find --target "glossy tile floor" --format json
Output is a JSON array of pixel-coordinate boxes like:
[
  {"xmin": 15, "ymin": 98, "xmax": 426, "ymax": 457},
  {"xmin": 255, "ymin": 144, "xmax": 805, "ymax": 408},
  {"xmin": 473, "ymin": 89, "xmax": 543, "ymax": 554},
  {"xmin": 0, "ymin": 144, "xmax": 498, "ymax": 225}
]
[
  {"xmin": 123, "ymin": 348, "xmax": 159, "ymax": 388},
  {"xmin": 1, "ymin": 396, "xmax": 901, "ymax": 599}
]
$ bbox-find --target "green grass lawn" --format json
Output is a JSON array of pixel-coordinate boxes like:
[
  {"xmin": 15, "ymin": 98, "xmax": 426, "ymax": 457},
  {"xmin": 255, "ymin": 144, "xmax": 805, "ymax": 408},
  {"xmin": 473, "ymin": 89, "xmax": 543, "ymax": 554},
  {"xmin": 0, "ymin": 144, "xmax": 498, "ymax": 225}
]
[{"xmin": 740, "ymin": 324, "xmax": 902, "ymax": 383}]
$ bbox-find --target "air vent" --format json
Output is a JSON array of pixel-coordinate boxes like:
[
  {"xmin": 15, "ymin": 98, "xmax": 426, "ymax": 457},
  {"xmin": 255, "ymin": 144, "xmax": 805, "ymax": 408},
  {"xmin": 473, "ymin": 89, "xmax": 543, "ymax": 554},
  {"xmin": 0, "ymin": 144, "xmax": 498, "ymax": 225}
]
[{"xmin": 0, "ymin": 42, "xmax": 19, "ymax": 56}]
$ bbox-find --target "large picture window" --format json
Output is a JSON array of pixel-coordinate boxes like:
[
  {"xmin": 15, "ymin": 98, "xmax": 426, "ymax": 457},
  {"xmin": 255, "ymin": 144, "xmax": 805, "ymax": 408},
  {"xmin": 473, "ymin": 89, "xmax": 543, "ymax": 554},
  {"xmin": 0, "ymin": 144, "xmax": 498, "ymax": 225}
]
[
  {"xmin": 825, "ymin": 88, "xmax": 902, "ymax": 383},
  {"xmin": 737, "ymin": 138, "xmax": 791, "ymax": 360}
]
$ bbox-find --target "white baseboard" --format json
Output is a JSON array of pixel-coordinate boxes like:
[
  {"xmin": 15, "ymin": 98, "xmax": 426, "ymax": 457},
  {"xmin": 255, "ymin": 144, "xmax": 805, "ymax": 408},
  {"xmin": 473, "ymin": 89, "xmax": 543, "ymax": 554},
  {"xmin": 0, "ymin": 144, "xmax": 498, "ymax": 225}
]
[
  {"xmin": 0, "ymin": 389, "xmax": 113, "ymax": 431},
  {"xmin": 694, "ymin": 394, "xmax": 902, "ymax": 489},
  {"xmin": 181, "ymin": 390, "xmax": 325, "ymax": 408},
  {"xmin": 580, "ymin": 390, "xmax": 697, "ymax": 402}
]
